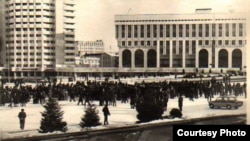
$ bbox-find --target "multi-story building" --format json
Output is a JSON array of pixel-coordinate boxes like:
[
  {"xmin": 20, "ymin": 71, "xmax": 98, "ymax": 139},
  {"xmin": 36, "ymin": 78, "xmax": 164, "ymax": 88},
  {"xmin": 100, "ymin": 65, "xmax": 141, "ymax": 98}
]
[
  {"xmin": 76, "ymin": 52, "xmax": 118, "ymax": 68},
  {"xmin": 115, "ymin": 8, "xmax": 247, "ymax": 73},
  {"xmin": 0, "ymin": 0, "xmax": 75, "ymax": 81},
  {"xmin": 75, "ymin": 40, "xmax": 105, "ymax": 56}
]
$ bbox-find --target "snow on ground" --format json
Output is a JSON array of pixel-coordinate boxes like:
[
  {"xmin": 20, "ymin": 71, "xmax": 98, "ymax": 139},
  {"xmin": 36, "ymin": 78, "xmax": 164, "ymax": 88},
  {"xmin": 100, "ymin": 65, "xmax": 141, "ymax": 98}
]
[{"xmin": 0, "ymin": 95, "xmax": 247, "ymax": 140}]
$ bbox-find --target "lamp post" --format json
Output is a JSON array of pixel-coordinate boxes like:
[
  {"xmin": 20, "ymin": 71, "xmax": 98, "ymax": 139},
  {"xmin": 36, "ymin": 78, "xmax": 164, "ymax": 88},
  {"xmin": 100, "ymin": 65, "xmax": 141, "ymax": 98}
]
[{"xmin": 6, "ymin": 44, "xmax": 10, "ymax": 83}]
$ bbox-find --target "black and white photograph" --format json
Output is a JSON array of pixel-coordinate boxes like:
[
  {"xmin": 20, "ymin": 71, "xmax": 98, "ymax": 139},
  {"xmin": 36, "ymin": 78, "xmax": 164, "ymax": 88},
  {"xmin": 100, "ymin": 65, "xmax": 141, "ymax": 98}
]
[{"xmin": 0, "ymin": 0, "xmax": 249, "ymax": 140}]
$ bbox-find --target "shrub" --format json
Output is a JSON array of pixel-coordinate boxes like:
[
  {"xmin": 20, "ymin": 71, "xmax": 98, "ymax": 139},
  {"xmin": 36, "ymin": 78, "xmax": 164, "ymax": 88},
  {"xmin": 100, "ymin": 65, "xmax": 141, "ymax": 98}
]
[
  {"xmin": 169, "ymin": 108, "xmax": 182, "ymax": 118},
  {"xmin": 136, "ymin": 100, "xmax": 164, "ymax": 123}
]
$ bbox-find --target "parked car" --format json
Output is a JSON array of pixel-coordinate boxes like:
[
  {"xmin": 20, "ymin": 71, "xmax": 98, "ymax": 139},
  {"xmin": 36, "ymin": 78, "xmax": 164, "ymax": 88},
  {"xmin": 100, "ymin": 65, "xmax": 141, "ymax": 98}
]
[{"xmin": 208, "ymin": 96, "xmax": 243, "ymax": 109}]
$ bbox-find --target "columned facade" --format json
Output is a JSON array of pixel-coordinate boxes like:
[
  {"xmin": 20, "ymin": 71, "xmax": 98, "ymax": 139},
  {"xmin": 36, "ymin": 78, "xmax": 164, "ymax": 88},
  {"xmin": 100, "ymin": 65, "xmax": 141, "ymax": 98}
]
[{"xmin": 115, "ymin": 9, "xmax": 247, "ymax": 72}]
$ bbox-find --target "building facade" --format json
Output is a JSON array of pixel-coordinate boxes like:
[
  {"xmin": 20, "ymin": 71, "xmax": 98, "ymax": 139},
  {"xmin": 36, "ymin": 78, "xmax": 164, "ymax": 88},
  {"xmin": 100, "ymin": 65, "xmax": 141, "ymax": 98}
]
[
  {"xmin": 75, "ymin": 40, "xmax": 105, "ymax": 56},
  {"xmin": 0, "ymin": 0, "xmax": 75, "ymax": 81},
  {"xmin": 115, "ymin": 9, "xmax": 247, "ymax": 73}
]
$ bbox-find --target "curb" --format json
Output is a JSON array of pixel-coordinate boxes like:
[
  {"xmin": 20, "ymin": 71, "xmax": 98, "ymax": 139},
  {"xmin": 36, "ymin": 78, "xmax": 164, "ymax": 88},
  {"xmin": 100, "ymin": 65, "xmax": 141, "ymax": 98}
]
[{"xmin": 2, "ymin": 113, "xmax": 246, "ymax": 141}]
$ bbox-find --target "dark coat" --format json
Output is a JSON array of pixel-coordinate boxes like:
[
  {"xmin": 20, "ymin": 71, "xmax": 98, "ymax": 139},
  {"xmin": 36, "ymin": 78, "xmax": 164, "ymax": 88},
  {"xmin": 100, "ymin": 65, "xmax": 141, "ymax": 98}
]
[
  {"xmin": 102, "ymin": 106, "xmax": 110, "ymax": 116},
  {"xmin": 18, "ymin": 111, "xmax": 26, "ymax": 120}
]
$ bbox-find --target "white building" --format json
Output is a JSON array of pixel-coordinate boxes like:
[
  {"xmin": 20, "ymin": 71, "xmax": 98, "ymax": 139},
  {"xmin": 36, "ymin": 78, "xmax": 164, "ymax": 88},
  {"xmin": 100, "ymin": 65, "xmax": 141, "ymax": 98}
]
[
  {"xmin": 115, "ymin": 8, "xmax": 247, "ymax": 73},
  {"xmin": 75, "ymin": 40, "xmax": 105, "ymax": 56},
  {"xmin": 0, "ymin": 0, "xmax": 76, "ymax": 81}
]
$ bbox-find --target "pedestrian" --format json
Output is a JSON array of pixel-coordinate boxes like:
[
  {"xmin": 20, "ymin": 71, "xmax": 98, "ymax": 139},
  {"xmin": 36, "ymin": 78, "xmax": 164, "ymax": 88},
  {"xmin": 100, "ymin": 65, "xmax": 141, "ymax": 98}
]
[
  {"xmin": 18, "ymin": 109, "xmax": 26, "ymax": 130},
  {"xmin": 178, "ymin": 96, "xmax": 183, "ymax": 112},
  {"xmin": 77, "ymin": 93, "xmax": 83, "ymax": 105},
  {"xmin": 102, "ymin": 104, "xmax": 110, "ymax": 125}
]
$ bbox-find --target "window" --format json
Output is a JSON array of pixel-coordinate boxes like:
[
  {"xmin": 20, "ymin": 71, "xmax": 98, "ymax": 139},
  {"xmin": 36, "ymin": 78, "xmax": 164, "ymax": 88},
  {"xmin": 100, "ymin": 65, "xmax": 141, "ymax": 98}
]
[
  {"xmin": 153, "ymin": 41, "xmax": 157, "ymax": 46},
  {"xmin": 173, "ymin": 25, "xmax": 176, "ymax": 37},
  {"xmin": 179, "ymin": 25, "xmax": 183, "ymax": 37},
  {"xmin": 128, "ymin": 25, "xmax": 132, "ymax": 38},
  {"xmin": 232, "ymin": 40, "xmax": 235, "ymax": 45},
  {"xmin": 218, "ymin": 40, "xmax": 222, "ymax": 45},
  {"xmin": 225, "ymin": 40, "xmax": 229, "ymax": 45},
  {"xmin": 140, "ymin": 25, "xmax": 144, "ymax": 38},
  {"xmin": 134, "ymin": 25, "xmax": 138, "ymax": 38},
  {"xmin": 239, "ymin": 40, "xmax": 243, "ymax": 46},
  {"xmin": 205, "ymin": 40, "xmax": 209, "ymax": 45},
  {"xmin": 134, "ymin": 41, "xmax": 138, "ymax": 46},
  {"xmin": 141, "ymin": 41, "xmax": 144, "ymax": 46},
  {"xmin": 122, "ymin": 41, "xmax": 125, "ymax": 47},
  {"xmin": 192, "ymin": 24, "xmax": 196, "ymax": 37},
  {"xmin": 199, "ymin": 24, "xmax": 202, "ymax": 37},
  {"xmin": 232, "ymin": 24, "xmax": 236, "ymax": 37},
  {"xmin": 128, "ymin": 41, "xmax": 131, "ymax": 46},
  {"xmin": 212, "ymin": 24, "xmax": 216, "ymax": 37},
  {"xmin": 219, "ymin": 24, "xmax": 222, "ymax": 37},
  {"xmin": 199, "ymin": 40, "xmax": 202, "ymax": 46},
  {"xmin": 239, "ymin": 23, "xmax": 243, "ymax": 36},
  {"xmin": 160, "ymin": 25, "xmax": 163, "ymax": 37},
  {"xmin": 147, "ymin": 25, "xmax": 151, "ymax": 38},
  {"xmin": 186, "ymin": 24, "xmax": 189, "ymax": 37},
  {"xmin": 226, "ymin": 24, "xmax": 229, "ymax": 37},
  {"xmin": 166, "ymin": 25, "xmax": 170, "ymax": 37},
  {"xmin": 153, "ymin": 25, "xmax": 157, "ymax": 38},
  {"xmin": 147, "ymin": 41, "xmax": 151, "ymax": 46}
]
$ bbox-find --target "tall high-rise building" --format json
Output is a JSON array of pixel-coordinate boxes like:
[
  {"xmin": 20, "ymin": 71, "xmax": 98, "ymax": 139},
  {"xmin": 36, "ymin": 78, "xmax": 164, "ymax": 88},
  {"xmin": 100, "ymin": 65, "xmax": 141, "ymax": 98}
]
[{"xmin": 0, "ymin": 0, "xmax": 75, "ymax": 81}]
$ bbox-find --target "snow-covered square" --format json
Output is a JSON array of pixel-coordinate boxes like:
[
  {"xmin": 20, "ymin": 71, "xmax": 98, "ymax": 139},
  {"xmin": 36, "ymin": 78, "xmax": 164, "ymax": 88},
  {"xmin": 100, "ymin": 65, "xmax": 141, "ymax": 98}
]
[{"xmin": 0, "ymin": 93, "xmax": 246, "ymax": 140}]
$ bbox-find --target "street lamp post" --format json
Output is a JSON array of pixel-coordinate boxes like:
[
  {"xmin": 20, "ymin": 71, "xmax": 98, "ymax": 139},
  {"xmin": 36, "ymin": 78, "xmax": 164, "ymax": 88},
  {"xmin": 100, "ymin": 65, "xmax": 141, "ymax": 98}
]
[{"xmin": 7, "ymin": 44, "xmax": 10, "ymax": 83}]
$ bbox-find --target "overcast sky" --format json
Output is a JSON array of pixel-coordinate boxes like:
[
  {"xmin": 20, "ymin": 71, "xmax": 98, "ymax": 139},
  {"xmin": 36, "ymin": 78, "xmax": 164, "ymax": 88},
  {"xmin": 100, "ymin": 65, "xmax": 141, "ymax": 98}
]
[{"xmin": 74, "ymin": 0, "xmax": 249, "ymax": 52}]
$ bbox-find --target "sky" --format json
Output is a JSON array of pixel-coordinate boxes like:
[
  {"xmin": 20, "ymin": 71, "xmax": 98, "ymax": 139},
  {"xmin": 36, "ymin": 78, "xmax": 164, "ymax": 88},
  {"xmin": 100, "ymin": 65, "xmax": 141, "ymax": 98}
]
[
  {"xmin": 0, "ymin": 90, "xmax": 246, "ymax": 139},
  {"xmin": 74, "ymin": 0, "xmax": 250, "ymax": 52}
]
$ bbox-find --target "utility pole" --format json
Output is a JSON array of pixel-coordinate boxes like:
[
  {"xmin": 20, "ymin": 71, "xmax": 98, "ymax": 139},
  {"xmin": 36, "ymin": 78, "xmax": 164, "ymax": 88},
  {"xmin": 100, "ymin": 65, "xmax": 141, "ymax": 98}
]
[{"xmin": 7, "ymin": 44, "xmax": 10, "ymax": 83}]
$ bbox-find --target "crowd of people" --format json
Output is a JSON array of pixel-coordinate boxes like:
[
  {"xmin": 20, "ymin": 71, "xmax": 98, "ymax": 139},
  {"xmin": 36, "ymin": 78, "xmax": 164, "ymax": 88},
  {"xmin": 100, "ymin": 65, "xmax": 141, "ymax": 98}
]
[{"xmin": 0, "ymin": 77, "xmax": 247, "ymax": 109}]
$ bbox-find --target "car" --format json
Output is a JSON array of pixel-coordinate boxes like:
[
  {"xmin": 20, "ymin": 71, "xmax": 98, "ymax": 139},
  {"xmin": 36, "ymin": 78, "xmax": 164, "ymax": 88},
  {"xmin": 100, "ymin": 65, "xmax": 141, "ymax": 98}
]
[{"xmin": 208, "ymin": 96, "xmax": 243, "ymax": 109}]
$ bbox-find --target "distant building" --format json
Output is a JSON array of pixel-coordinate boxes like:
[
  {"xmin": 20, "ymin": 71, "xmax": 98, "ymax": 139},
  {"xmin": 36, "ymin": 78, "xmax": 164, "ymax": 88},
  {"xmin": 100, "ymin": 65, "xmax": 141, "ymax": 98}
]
[
  {"xmin": 76, "ymin": 52, "xmax": 118, "ymax": 68},
  {"xmin": 115, "ymin": 8, "xmax": 247, "ymax": 72},
  {"xmin": 75, "ymin": 40, "xmax": 105, "ymax": 56}
]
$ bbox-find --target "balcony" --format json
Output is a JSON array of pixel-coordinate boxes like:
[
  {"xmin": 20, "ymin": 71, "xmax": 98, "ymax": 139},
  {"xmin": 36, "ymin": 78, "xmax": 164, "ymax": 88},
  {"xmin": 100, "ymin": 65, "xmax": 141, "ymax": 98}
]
[
  {"xmin": 64, "ymin": 24, "xmax": 75, "ymax": 29},
  {"xmin": 64, "ymin": 5, "xmax": 74, "ymax": 11},
  {"xmin": 64, "ymin": 37, "xmax": 75, "ymax": 41},
  {"xmin": 64, "ymin": 55, "xmax": 75, "ymax": 59},
  {"xmin": 43, "ymin": 24, "xmax": 54, "ymax": 28},
  {"xmin": 43, "ymin": 18, "xmax": 54, "ymax": 23},
  {"xmin": 64, "ymin": 31, "xmax": 75, "ymax": 35},
  {"xmin": 15, "ymin": 24, "xmax": 22, "ymax": 28},
  {"xmin": 8, "ymin": 12, "xmax": 15, "ymax": 17},
  {"xmin": 64, "ymin": 43, "xmax": 74, "ymax": 47},
  {"xmin": 22, "ymin": 12, "xmax": 30, "ymax": 15},
  {"xmin": 63, "ymin": 18, "xmax": 75, "ymax": 23},
  {"xmin": 64, "ymin": 49, "xmax": 76, "ymax": 53},
  {"xmin": 29, "ymin": 18, "xmax": 36, "ymax": 22},
  {"xmin": 64, "ymin": 0, "xmax": 75, "ymax": 5},
  {"xmin": 64, "ymin": 12, "xmax": 74, "ymax": 17},
  {"xmin": 42, "ymin": 30, "xmax": 53, "ymax": 35},
  {"xmin": 35, "ymin": 11, "xmax": 43, "ymax": 16}
]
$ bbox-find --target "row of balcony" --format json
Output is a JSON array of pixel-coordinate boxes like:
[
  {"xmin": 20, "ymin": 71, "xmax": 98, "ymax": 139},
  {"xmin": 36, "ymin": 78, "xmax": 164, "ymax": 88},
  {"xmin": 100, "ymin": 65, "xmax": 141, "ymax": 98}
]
[{"xmin": 7, "ymin": 18, "xmax": 54, "ymax": 24}]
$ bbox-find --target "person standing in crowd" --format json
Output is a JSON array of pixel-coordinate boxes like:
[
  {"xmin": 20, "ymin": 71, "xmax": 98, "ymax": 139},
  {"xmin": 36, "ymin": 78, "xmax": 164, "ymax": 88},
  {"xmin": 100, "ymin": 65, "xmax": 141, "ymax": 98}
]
[
  {"xmin": 102, "ymin": 104, "xmax": 110, "ymax": 125},
  {"xmin": 18, "ymin": 109, "xmax": 26, "ymax": 130},
  {"xmin": 178, "ymin": 96, "xmax": 183, "ymax": 112},
  {"xmin": 77, "ymin": 93, "xmax": 84, "ymax": 105}
]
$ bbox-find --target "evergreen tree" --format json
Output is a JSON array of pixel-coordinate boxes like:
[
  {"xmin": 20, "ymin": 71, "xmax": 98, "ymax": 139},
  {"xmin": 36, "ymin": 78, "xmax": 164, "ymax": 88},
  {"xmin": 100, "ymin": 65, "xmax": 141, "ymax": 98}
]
[
  {"xmin": 136, "ymin": 89, "xmax": 165, "ymax": 123},
  {"xmin": 80, "ymin": 104, "xmax": 101, "ymax": 128},
  {"xmin": 39, "ymin": 97, "xmax": 67, "ymax": 133}
]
